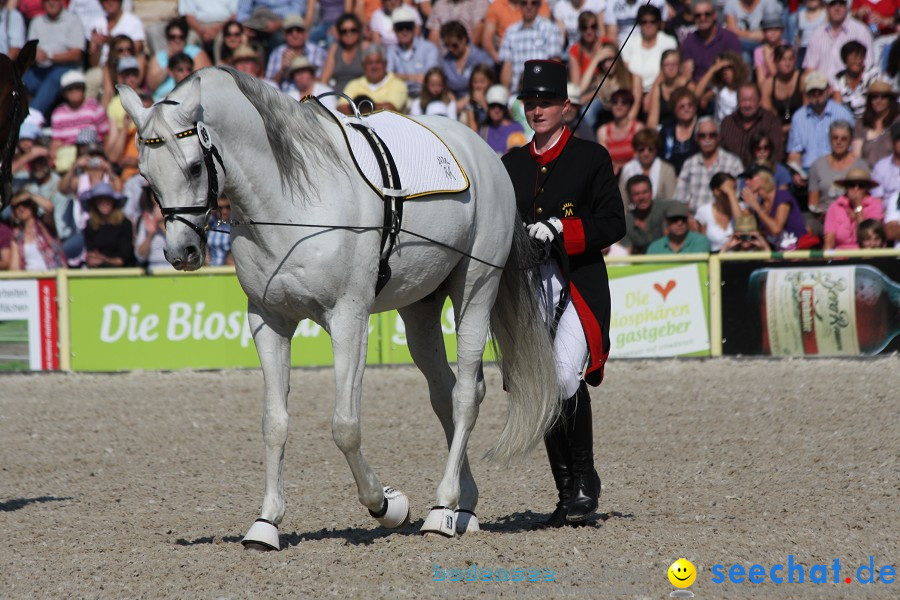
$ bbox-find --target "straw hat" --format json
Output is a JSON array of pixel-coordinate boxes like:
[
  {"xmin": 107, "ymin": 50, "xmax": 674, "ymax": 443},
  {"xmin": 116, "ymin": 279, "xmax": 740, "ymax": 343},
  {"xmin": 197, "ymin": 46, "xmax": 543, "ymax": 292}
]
[
  {"xmin": 230, "ymin": 44, "xmax": 263, "ymax": 66},
  {"xmin": 834, "ymin": 168, "xmax": 877, "ymax": 189},
  {"xmin": 866, "ymin": 80, "xmax": 897, "ymax": 96},
  {"xmin": 734, "ymin": 214, "xmax": 758, "ymax": 234}
]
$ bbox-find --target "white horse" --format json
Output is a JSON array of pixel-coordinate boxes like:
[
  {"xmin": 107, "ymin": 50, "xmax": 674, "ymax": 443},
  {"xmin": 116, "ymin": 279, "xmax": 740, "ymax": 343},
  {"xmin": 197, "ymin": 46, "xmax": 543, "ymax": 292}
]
[{"xmin": 119, "ymin": 67, "xmax": 560, "ymax": 550}]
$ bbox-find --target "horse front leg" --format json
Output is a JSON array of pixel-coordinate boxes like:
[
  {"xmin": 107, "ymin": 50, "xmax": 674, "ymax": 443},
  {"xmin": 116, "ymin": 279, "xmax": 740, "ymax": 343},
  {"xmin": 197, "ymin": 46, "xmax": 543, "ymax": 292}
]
[
  {"xmin": 241, "ymin": 302, "xmax": 296, "ymax": 552},
  {"xmin": 330, "ymin": 303, "xmax": 410, "ymax": 530}
]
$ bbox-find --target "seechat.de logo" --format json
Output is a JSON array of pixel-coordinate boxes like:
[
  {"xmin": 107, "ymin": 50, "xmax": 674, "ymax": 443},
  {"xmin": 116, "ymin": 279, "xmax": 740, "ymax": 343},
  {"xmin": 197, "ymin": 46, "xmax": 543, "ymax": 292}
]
[{"xmin": 668, "ymin": 558, "xmax": 697, "ymax": 597}]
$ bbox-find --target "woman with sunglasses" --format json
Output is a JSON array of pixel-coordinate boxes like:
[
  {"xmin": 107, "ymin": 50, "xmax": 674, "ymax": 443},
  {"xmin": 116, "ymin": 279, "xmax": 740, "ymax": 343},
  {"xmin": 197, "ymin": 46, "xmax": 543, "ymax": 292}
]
[
  {"xmin": 620, "ymin": 4, "xmax": 677, "ymax": 94},
  {"xmin": 646, "ymin": 48, "xmax": 689, "ymax": 128},
  {"xmin": 759, "ymin": 44, "xmax": 805, "ymax": 137},
  {"xmin": 807, "ymin": 120, "xmax": 869, "ymax": 214},
  {"xmin": 146, "ymin": 18, "xmax": 211, "ymax": 101},
  {"xmin": 823, "ymin": 168, "xmax": 884, "ymax": 249},
  {"xmin": 567, "ymin": 11, "xmax": 603, "ymax": 86},
  {"xmin": 597, "ymin": 89, "xmax": 644, "ymax": 176},
  {"xmin": 321, "ymin": 13, "xmax": 369, "ymax": 94},
  {"xmin": 748, "ymin": 130, "xmax": 791, "ymax": 189},
  {"xmin": 216, "ymin": 20, "xmax": 246, "ymax": 65},
  {"xmin": 658, "ymin": 86, "xmax": 701, "ymax": 174},
  {"xmin": 101, "ymin": 34, "xmax": 140, "ymax": 108},
  {"xmin": 851, "ymin": 80, "xmax": 900, "ymax": 167},
  {"xmin": 579, "ymin": 42, "xmax": 642, "ymax": 128}
]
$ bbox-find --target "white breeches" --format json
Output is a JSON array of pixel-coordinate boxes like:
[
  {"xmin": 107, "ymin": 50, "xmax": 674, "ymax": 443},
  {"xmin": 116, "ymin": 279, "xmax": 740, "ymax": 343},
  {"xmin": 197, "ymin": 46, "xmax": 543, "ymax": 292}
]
[{"xmin": 538, "ymin": 262, "xmax": 588, "ymax": 398}]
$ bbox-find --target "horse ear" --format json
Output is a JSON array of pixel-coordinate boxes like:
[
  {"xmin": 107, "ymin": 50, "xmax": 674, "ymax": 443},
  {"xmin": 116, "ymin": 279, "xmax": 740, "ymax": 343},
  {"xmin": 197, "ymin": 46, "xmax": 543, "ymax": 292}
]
[
  {"xmin": 176, "ymin": 78, "xmax": 202, "ymax": 124},
  {"xmin": 16, "ymin": 40, "xmax": 37, "ymax": 77},
  {"xmin": 117, "ymin": 84, "xmax": 149, "ymax": 130}
]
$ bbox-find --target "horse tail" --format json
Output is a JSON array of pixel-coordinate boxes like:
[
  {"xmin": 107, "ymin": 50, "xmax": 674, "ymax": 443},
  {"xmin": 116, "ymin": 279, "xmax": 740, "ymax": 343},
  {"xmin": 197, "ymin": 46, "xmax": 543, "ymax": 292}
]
[{"xmin": 485, "ymin": 223, "xmax": 562, "ymax": 463}]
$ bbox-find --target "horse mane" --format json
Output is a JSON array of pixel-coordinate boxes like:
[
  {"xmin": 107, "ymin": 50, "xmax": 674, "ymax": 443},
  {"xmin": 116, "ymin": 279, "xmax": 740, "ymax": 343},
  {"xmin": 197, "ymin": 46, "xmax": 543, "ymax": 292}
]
[{"xmin": 215, "ymin": 66, "xmax": 347, "ymax": 203}]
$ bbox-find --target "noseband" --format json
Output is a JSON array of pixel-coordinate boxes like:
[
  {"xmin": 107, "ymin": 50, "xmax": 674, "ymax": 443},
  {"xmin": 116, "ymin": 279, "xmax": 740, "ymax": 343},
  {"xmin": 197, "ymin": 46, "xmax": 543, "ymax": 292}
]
[{"xmin": 138, "ymin": 120, "xmax": 226, "ymax": 242}]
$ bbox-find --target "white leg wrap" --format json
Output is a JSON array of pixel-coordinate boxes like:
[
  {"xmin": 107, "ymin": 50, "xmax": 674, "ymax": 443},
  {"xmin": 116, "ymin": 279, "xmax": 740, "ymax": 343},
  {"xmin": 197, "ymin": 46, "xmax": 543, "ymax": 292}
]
[
  {"xmin": 421, "ymin": 506, "xmax": 456, "ymax": 537},
  {"xmin": 369, "ymin": 486, "xmax": 411, "ymax": 529},
  {"xmin": 241, "ymin": 519, "xmax": 280, "ymax": 551},
  {"xmin": 455, "ymin": 509, "xmax": 480, "ymax": 533}
]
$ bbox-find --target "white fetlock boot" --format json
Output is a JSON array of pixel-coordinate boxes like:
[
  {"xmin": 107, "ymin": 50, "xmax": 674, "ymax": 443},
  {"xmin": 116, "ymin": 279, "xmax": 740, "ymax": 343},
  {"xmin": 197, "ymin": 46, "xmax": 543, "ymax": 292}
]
[
  {"xmin": 242, "ymin": 518, "xmax": 280, "ymax": 551},
  {"xmin": 421, "ymin": 506, "xmax": 456, "ymax": 537},
  {"xmin": 455, "ymin": 509, "xmax": 480, "ymax": 533},
  {"xmin": 369, "ymin": 486, "xmax": 411, "ymax": 529}
]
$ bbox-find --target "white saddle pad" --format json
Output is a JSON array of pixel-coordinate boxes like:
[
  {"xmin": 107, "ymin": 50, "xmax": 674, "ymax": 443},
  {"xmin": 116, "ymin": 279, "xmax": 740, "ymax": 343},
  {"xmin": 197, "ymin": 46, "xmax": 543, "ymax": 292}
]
[{"xmin": 325, "ymin": 108, "xmax": 469, "ymax": 199}]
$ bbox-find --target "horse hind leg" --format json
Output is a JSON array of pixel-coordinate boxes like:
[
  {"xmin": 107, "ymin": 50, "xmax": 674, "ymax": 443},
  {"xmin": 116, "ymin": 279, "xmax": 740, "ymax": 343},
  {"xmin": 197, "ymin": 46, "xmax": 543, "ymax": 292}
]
[{"xmin": 399, "ymin": 299, "xmax": 480, "ymax": 535}]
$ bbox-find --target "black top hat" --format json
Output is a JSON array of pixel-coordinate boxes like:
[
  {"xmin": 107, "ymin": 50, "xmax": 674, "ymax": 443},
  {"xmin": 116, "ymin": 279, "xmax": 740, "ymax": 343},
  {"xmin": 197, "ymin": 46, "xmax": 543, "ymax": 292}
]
[{"xmin": 517, "ymin": 60, "xmax": 568, "ymax": 100}]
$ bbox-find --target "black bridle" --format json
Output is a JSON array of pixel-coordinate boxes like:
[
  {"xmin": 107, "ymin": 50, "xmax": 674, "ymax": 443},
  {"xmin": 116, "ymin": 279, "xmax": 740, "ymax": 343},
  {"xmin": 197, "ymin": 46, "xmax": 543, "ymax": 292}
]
[{"xmin": 138, "ymin": 120, "xmax": 226, "ymax": 242}]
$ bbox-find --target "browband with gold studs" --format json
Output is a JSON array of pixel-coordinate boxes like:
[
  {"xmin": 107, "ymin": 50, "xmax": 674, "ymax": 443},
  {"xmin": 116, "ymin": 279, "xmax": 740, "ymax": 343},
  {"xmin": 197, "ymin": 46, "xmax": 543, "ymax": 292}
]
[{"xmin": 139, "ymin": 127, "xmax": 198, "ymax": 147}]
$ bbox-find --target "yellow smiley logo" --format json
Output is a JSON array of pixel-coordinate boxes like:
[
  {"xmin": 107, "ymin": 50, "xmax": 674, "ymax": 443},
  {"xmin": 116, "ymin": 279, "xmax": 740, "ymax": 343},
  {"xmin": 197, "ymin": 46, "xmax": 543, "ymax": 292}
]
[{"xmin": 668, "ymin": 558, "xmax": 697, "ymax": 588}]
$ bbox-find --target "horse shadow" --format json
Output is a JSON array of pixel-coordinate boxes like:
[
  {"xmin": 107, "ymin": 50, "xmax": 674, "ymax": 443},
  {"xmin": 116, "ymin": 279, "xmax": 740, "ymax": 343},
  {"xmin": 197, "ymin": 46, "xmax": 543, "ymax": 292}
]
[
  {"xmin": 479, "ymin": 509, "xmax": 636, "ymax": 532},
  {"xmin": 0, "ymin": 496, "xmax": 74, "ymax": 512}
]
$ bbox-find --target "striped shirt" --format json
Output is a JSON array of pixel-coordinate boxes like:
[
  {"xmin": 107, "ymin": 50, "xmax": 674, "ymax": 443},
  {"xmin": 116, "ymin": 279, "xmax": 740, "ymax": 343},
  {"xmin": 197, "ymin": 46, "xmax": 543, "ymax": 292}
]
[
  {"xmin": 50, "ymin": 99, "xmax": 110, "ymax": 145},
  {"xmin": 802, "ymin": 17, "xmax": 874, "ymax": 86},
  {"xmin": 674, "ymin": 149, "xmax": 744, "ymax": 212},
  {"xmin": 499, "ymin": 17, "xmax": 565, "ymax": 92}
]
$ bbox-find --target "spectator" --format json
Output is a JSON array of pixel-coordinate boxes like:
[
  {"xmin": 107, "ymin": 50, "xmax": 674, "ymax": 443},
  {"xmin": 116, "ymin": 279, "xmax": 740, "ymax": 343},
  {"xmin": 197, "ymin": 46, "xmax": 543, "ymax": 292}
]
[
  {"xmin": 579, "ymin": 42, "xmax": 642, "ymax": 129},
  {"xmin": 207, "ymin": 196, "xmax": 234, "ymax": 266},
  {"xmin": 304, "ymin": 0, "xmax": 344, "ymax": 47},
  {"xmin": 340, "ymin": 44, "xmax": 409, "ymax": 113},
  {"xmin": 23, "ymin": 0, "xmax": 86, "ymax": 118},
  {"xmin": 823, "ymin": 167, "xmax": 884, "ymax": 248},
  {"xmin": 748, "ymin": 130, "xmax": 792, "ymax": 189},
  {"xmin": 620, "ymin": 4, "xmax": 678, "ymax": 93},
  {"xmin": 760, "ymin": 44, "xmax": 806, "ymax": 138},
  {"xmin": 699, "ymin": 171, "xmax": 742, "ymax": 251},
  {"xmin": 101, "ymin": 35, "xmax": 141, "ymax": 108},
  {"xmin": 147, "ymin": 19, "xmax": 212, "ymax": 101},
  {"xmin": 564, "ymin": 82, "xmax": 595, "ymax": 140},
  {"xmin": 618, "ymin": 128, "xmax": 677, "ymax": 202},
  {"xmin": 794, "ymin": 0, "xmax": 826, "ymax": 66},
  {"xmin": 105, "ymin": 56, "xmax": 143, "ymax": 181},
  {"xmin": 409, "ymin": 67, "xmax": 457, "ymax": 118},
  {"xmin": 694, "ymin": 50, "xmax": 749, "ymax": 124},
  {"xmin": 741, "ymin": 169, "xmax": 808, "ymax": 250},
  {"xmin": 0, "ymin": 220, "xmax": 12, "ymax": 270},
  {"xmin": 58, "ymin": 132, "xmax": 122, "ymax": 198},
  {"xmin": 80, "ymin": 182, "xmax": 135, "ymax": 268},
  {"xmin": 605, "ymin": 0, "xmax": 666, "ymax": 46},
  {"xmin": 266, "ymin": 14, "xmax": 328, "ymax": 92},
  {"xmin": 460, "ymin": 64, "xmax": 496, "ymax": 132},
  {"xmin": 720, "ymin": 82, "xmax": 784, "ymax": 168},
  {"xmin": 229, "ymin": 44, "xmax": 269, "ymax": 80},
  {"xmin": 833, "ymin": 40, "xmax": 882, "ymax": 118},
  {"xmin": 721, "ymin": 212, "xmax": 772, "ymax": 251},
  {"xmin": 646, "ymin": 202, "xmax": 711, "ymax": 254},
  {"xmin": 0, "ymin": 2, "xmax": 26, "ymax": 60},
  {"xmin": 440, "ymin": 21, "xmax": 493, "ymax": 109},
  {"xmin": 425, "ymin": 0, "xmax": 489, "ymax": 50},
  {"xmin": 723, "ymin": 0, "xmax": 782, "ymax": 63},
  {"xmin": 320, "ymin": 13, "xmax": 368, "ymax": 94},
  {"xmin": 665, "ymin": 0, "xmax": 696, "ymax": 44},
  {"xmin": 238, "ymin": 1, "xmax": 308, "ymax": 51},
  {"xmin": 645, "ymin": 49, "xmax": 689, "ymax": 129},
  {"xmin": 807, "ymin": 120, "xmax": 869, "ymax": 213},
  {"xmin": 85, "ymin": 0, "xmax": 145, "ymax": 100},
  {"xmin": 568, "ymin": 11, "xmax": 604, "ymax": 87},
  {"xmin": 386, "ymin": 6, "xmax": 439, "ymax": 100},
  {"xmin": 753, "ymin": 11, "xmax": 786, "ymax": 82},
  {"xmin": 786, "ymin": 70, "xmax": 855, "ymax": 171},
  {"xmin": 658, "ymin": 86, "xmax": 701, "ymax": 174},
  {"xmin": 871, "ymin": 121, "xmax": 900, "ymax": 212},
  {"xmin": 134, "ymin": 193, "xmax": 170, "ymax": 272},
  {"xmin": 10, "ymin": 123, "xmax": 47, "ymax": 194},
  {"xmin": 179, "ymin": 0, "xmax": 238, "ymax": 57},
  {"xmin": 554, "ymin": 0, "xmax": 605, "ymax": 52},
  {"xmin": 477, "ymin": 84, "xmax": 525, "ymax": 154},
  {"xmin": 370, "ymin": 0, "xmax": 419, "ymax": 47},
  {"xmin": 803, "ymin": 0, "xmax": 874, "ymax": 86},
  {"xmin": 481, "ymin": 0, "xmax": 553, "ymax": 64},
  {"xmin": 498, "ymin": 0, "xmax": 564, "ymax": 93},
  {"xmin": 597, "ymin": 89, "xmax": 644, "ymax": 176},
  {"xmin": 285, "ymin": 56, "xmax": 336, "ymax": 108},
  {"xmin": 852, "ymin": 80, "xmax": 900, "ymax": 167},
  {"xmin": 622, "ymin": 174, "xmax": 681, "ymax": 254},
  {"xmin": 49, "ymin": 71, "xmax": 110, "ymax": 166},
  {"xmin": 675, "ymin": 116, "xmax": 744, "ymax": 211},
  {"xmin": 216, "ymin": 20, "xmax": 247, "ymax": 65},
  {"xmin": 681, "ymin": 0, "xmax": 741, "ymax": 83},
  {"xmin": 856, "ymin": 218, "xmax": 886, "ymax": 248},
  {"xmin": 6, "ymin": 192, "xmax": 66, "ymax": 271},
  {"xmin": 851, "ymin": 0, "xmax": 897, "ymax": 35},
  {"xmin": 21, "ymin": 153, "xmax": 83, "ymax": 262}
]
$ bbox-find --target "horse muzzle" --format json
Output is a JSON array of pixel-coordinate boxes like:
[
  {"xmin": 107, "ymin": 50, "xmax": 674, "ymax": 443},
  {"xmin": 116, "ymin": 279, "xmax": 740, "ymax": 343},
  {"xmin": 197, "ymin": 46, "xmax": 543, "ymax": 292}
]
[{"xmin": 164, "ymin": 243, "xmax": 205, "ymax": 271}]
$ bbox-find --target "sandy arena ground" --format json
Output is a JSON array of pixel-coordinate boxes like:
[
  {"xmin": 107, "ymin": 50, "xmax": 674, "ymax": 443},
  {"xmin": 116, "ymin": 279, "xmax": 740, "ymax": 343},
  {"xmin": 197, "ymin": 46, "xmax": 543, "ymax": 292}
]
[{"xmin": 1, "ymin": 358, "xmax": 898, "ymax": 599}]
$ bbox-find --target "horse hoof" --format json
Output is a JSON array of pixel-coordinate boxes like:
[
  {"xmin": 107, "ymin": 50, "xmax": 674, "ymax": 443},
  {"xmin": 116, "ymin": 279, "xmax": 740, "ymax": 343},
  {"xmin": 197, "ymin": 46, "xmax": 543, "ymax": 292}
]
[
  {"xmin": 241, "ymin": 518, "xmax": 280, "ymax": 551},
  {"xmin": 421, "ymin": 506, "xmax": 456, "ymax": 537},
  {"xmin": 455, "ymin": 509, "xmax": 479, "ymax": 534},
  {"xmin": 369, "ymin": 486, "xmax": 410, "ymax": 529}
]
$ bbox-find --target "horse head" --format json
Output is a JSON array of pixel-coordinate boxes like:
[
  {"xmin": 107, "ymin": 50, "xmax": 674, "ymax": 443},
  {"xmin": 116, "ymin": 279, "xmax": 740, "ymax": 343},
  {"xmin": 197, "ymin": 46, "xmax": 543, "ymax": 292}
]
[
  {"xmin": 0, "ymin": 40, "xmax": 37, "ymax": 210},
  {"xmin": 119, "ymin": 77, "xmax": 221, "ymax": 271}
]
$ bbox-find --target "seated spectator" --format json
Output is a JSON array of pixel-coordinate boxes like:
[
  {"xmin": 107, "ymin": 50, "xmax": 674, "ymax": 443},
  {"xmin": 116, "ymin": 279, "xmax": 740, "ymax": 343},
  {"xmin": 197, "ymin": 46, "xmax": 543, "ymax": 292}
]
[
  {"xmin": 386, "ymin": 6, "xmax": 440, "ymax": 101},
  {"xmin": 857, "ymin": 218, "xmax": 886, "ymax": 248},
  {"xmin": 498, "ymin": 0, "xmax": 564, "ymax": 93},
  {"xmin": 807, "ymin": 120, "xmax": 869, "ymax": 213},
  {"xmin": 80, "ymin": 182, "xmax": 134, "ymax": 268},
  {"xmin": 217, "ymin": 20, "xmax": 247, "ymax": 65},
  {"xmin": 476, "ymin": 84, "xmax": 525, "ymax": 154},
  {"xmin": 721, "ymin": 212, "xmax": 772, "ymax": 251},
  {"xmin": 179, "ymin": 0, "xmax": 237, "ymax": 57},
  {"xmin": 564, "ymin": 82, "xmax": 595, "ymax": 141},
  {"xmin": 59, "ymin": 132, "xmax": 122, "ymax": 199},
  {"xmin": 579, "ymin": 43, "xmax": 642, "ymax": 129},
  {"xmin": 618, "ymin": 128, "xmax": 677, "ymax": 201},
  {"xmin": 266, "ymin": 14, "xmax": 328, "ymax": 92},
  {"xmin": 85, "ymin": 0, "xmax": 145, "ymax": 101},
  {"xmin": 0, "ymin": 3, "xmax": 26, "ymax": 60},
  {"xmin": 23, "ymin": 0, "xmax": 85, "ymax": 119},
  {"xmin": 49, "ymin": 71, "xmax": 110, "ymax": 167},
  {"xmin": 554, "ymin": 0, "xmax": 605, "ymax": 52},
  {"xmin": 597, "ymin": 89, "xmax": 644, "ymax": 176},
  {"xmin": 340, "ymin": 44, "xmax": 409, "ymax": 113},
  {"xmin": 645, "ymin": 49, "xmax": 689, "ymax": 129},
  {"xmin": 871, "ymin": 122, "xmax": 900, "ymax": 215},
  {"xmin": 851, "ymin": 0, "xmax": 896, "ymax": 35},
  {"xmin": 620, "ymin": 4, "xmax": 677, "ymax": 93},
  {"xmin": 21, "ymin": 152, "xmax": 82, "ymax": 263},
  {"xmin": 409, "ymin": 67, "xmax": 457, "ymax": 118},
  {"xmin": 134, "ymin": 193, "xmax": 170, "ymax": 273},
  {"xmin": 101, "ymin": 35, "xmax": 141, "ymax": 108},
  {"xmin": 803, "ymin": 0, "xmax": 873, "ymax": 85},
  {"xmin": 147, "ymin": 18, "xmax": 212, "ymax": 101},
  {"xmin": 852, "ymin": 80, "xmax": 900, "ymax": 167},
  {"xmin": 7, "ymin": 192, "xmax": 66, "ymax": 271},
  {"xmin": 441, "ymin": 21, "xmax": 493, "ymax": 109},
  {"xmin": 658, "ymin": 87, "xmax": 702, "ymax": 175},
  {"xmin": 748, "ymin": 131, "xmax": 792, "ymax": 189},
  {"xmin": 665, "ymin": 1, "xmax": 697, "ymax": 45},
  {"xmin": 229, "ymin": 44, "xmax": 271, "ymax": 81},
  {"xmin": 794, "ymin": 0, "xmax": 826, "ymax": 67},
  {"xmin": 680, "ymin": 0, "xmax": 741, "ymax": 83},
  {"xmin": 238, "ymin": 1, "xmax": 308, "ymax": 52},
  {"xmin": 482, "ymin": 0, "xmax": 553, "ymax": 64},
  {"xmin": 786, "ymin": 70, "xmax": 855, "ymax": 172},
  {"xmin": 105, "ymin": 56, "xmax": 144, "ymax": 181},
  {"xmin": 720, "ymin": 82, "xmax": 784, "ymax": 168},
  {"xmin": 459, "ymin": 64, "xmax": 495, "ymax": 132},
  {"xmin": 304, "ymin": 0, "xmax": 345, "ymax": 48},
  {"xmin": 760, "ymin": 44, "xmax": 806, "ymax": 138},
  {"xmin": 823, "ymin": 168, "xmax": 884, "ymax": 249},
  {"xmin": 10, "ymin": 123, "xmax": 47, "ymax": 194},
  {"xmin": 370, "ymin": 0, "xmax": 421, "ymax": 47},
  {"xmin": 567, "ymin": 11, "xmax": 604, "ymax": 87},
  {"xmin": 646, "ymin": 202, "xmax": 711, "ymax": 254},
  {"xmin": 285, "ymin": 57, "xmax": 336, "ymax": 108},
  {"xmin": 207, "ymin": 195, "xmax": 234, "ymax": 266},
  {"xmin": 697, "ymin": 171, "xmax": 742, "ymax": 251},
  {"xmin": 320, "ymin": 13, "xmax": 368, "ymax": 94},
  {"xmin": 675, "ymin": 117, "xmax": 744, "ymax": 211},
  {"xmin": 741, "ymin": 169, "xmax": 807, "ymax": 250},
  {"xmin": 833, "ymin": 40, "xmax": 882, "ymax": 118},
  {"xmin": 723, "ymin": 0, "xmax": 782, "ymax": 64},
  {"xmin": 753, "ymin": 11, "xmax": 786, "ymax": 83},
  {"xmin": 694, "ymin": 50, "xmax": 748, "ymax": 124},
  {"xmin": 622, "ymin": 174, "xmax": 682, "ymax": 254},
  {"xmin": 605, "ymin": 0, "xmax": 667, "ymax": 46},
  {"xmin": 0, "ymin": 220, "xmax": 12, "ymax": 270},
  {"xmin": 425, "ymin": 0, "xmax": 489, "ymax": 51}
]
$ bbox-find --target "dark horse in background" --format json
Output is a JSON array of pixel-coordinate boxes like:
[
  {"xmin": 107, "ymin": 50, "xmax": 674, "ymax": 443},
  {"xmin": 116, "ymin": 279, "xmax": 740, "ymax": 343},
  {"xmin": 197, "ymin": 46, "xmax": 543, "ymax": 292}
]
[{"xmin": 1, "ymin": 40, "xmax": 37, "ymax": 210}]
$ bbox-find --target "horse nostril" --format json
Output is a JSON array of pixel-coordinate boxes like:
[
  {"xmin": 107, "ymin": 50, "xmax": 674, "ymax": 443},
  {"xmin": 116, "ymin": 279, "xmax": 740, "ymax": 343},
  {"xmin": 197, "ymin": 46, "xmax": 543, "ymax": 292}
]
[{"xmin": 185, "ymin": 245, "xmax": 200, "ymax": 261}]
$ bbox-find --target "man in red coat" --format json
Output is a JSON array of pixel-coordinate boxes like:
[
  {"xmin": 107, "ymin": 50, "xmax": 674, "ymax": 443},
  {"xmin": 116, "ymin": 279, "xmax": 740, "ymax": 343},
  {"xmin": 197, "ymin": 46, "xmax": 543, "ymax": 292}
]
[{"xmin": 501, "ymin": 59, "xmax": 625, "ymax": 527}]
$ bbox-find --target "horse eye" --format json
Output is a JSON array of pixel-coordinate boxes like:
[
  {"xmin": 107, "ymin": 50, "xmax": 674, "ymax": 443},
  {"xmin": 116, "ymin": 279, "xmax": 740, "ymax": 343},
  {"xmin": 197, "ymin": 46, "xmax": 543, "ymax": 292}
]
[{"xmin": 189, "ymin": 162, "xmax": 202, "ymax": 178}]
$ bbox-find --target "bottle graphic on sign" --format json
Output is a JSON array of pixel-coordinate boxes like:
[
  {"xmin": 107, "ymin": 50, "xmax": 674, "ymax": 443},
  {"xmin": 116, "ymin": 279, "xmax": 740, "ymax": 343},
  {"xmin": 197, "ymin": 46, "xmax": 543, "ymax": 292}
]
[{"xmin": 748, "ymin": 265, "xmax": 900, "ymax": 356}]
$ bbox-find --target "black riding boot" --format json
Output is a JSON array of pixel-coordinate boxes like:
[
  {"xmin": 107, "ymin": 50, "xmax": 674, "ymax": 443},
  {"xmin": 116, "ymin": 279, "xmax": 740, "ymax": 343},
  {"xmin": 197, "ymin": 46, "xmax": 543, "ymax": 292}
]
[
  {"xmin": 566, "ymin": 382, "xmax": 601, "ymax": 522},
  {"xmin": 534, "ymin": 414, "xmax": 573, "ymax": 529}
]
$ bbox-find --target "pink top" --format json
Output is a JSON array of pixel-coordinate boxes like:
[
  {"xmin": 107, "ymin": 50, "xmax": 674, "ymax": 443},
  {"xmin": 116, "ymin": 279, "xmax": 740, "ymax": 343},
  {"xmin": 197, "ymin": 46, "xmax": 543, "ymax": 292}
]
[{"xmin": 823, "ymin": 195, "xmax": 884, "ymax": 249}]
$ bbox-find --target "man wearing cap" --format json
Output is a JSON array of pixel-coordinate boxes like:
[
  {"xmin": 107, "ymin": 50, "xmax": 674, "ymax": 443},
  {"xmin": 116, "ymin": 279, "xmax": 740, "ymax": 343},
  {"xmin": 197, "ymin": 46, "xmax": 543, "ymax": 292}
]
[
  {"xmin": 786, "ymin": 70, "xmax": 855, "ymax": 171},
  {"xmin": 646, "ymin": 203, "xmax": 711, "ymax": 254},
  {"xmin": 872, "ymin": 121, "xmax": 900, "ymax": 247},
  {"xmin": 23, "ymin": 0, "xmax": 85, "ymax": 118},
  {"xmin": 266, "ymin": 14, "xmax": 327, "ymax": 92},
  {"xmin": 803, "ymin": 0, "xmax": 873, "ymax": 86},
  {"xmin": 49, "ymin": 71, "xmax": 110, "ymax": 162},
  {"xmin": 502, "ymin": 59, "xmax": 625, "ymax": 527},
  {"xmin": 719, "ymin": 82, "xmax": 784, "ymax": 168},
  {"xmin": 386, "ymin": 6, "xmax": 439, "ymax": 99},
  {"xmin": 285, "ymin": 56, "xmax": 336, "ymax": 109}
]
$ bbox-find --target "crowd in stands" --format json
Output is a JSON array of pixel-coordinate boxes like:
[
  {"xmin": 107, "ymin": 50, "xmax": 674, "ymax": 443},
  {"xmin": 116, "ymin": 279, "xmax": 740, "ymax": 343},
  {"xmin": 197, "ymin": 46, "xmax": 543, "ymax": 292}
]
[{"xmin": 1, "ymin": 0, "xmax": 899, "ymax": 272}]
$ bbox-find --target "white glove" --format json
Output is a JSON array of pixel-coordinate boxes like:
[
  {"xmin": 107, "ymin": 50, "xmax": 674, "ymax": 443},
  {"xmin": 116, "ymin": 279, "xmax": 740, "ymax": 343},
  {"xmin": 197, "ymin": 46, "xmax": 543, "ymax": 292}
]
[{"xmin": 526, "ymin": 217, "xmax": 563, "ymax": 243}]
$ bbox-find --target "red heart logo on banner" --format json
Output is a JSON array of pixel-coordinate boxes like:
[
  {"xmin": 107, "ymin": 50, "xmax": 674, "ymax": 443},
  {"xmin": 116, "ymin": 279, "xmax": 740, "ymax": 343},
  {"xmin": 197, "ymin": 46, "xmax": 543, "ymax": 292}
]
[{"xmin": 653, "ymin": 280, "xmax": 676, "ymax": 301}]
